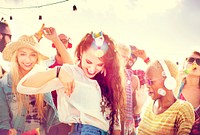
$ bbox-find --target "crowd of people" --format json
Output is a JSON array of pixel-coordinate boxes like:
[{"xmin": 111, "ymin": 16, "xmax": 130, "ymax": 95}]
[{"xmin": 0, "ymin": 20, "xmax": 199, "ymax": 135}]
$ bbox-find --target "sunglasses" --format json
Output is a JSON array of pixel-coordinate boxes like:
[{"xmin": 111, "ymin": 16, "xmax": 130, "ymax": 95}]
[
  {"xmin": 0, "ymin": 33, "xmax": 12, "ymax": 40},
  {"xmin": 187, "ymin": 57, "xmax": 200, "ymax": 66},
  {"xmin": 146, "ymin": 78, "xmax": 163, "ymax": 86}
]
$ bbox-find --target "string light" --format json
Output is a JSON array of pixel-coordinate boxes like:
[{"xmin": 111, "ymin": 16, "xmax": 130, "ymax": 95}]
[
  {"xmin": 1, "ymin": 17, "xmax": 4, "ymax": 22},
  {"xmin": 0, "ymin": 0, "xmax": 69, "ymax": 10},
  {"xmin": 73, "ymin": 5, "xmax": 77, "ymax": 11},
  {"xmin": 39, "ymin": 15, "xmax": 42, "ymax": 20},
  {"xmin": 0, "ymin": 0, "xmax": 77, "ymax": 22},
  {"xmin": 0, "ymin": 1, "xmax": 72, "ymax": 21}
]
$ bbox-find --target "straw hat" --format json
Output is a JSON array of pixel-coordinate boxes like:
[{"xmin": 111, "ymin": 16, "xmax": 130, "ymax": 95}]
[{"xmin": 2, "ymin": 35, "xmax": 49, "ymax": 61}]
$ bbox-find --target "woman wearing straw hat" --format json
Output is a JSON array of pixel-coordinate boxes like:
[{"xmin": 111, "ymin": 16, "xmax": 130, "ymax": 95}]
[{"xmin": 0, "ymin": 34, "xmax": 64, "ymax": 135}]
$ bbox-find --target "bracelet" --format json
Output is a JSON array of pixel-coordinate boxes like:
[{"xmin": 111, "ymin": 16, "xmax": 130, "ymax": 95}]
[
  {"xmin": 144, "ymin": 57, "xmax": 150, "ymax": 63},
  {"xmin": 56, "ymin": 66, "xmax": 61, "ymax": 78}
]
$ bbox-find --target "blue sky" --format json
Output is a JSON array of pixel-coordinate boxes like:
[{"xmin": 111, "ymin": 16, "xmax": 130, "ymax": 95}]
[{"xmin": 0, "ymin": 0, "xmax": 199, "ymax": 70}]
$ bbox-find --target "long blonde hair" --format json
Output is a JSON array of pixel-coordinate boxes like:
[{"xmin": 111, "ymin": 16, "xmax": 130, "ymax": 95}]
[{"xmin": 10, "ymin": 51, "xmax": 45, "ymax": 120}]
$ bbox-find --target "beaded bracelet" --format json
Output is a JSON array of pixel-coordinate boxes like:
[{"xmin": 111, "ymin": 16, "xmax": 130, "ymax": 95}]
[{"xmin": 56, "ymin": 66, "xmax": 61, "ymax": 78}]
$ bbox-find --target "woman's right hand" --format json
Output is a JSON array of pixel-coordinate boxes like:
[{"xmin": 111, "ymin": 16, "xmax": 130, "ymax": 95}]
[{"xmin": 58, "ymin": 67, "xmax": 75, "ymax": 96}]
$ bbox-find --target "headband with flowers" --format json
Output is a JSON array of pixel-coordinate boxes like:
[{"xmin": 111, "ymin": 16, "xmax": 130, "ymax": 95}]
[{"xmin": 91, "ymin": 31, "xmax": 108, "ymax": 57}]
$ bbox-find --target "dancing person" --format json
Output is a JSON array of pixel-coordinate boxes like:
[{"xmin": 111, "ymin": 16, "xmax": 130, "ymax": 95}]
[
  {"xmin": 0, "ymin": 34, "xmax": 63, "ymax": 135},
  {"xmin": 17, "ymin": 28, "xmax": 126, "ymax": 135},
  {"xmin": 138, "ymin": 59, "xmax": 195, "ymax": 135},
  {"xmin": 177, "ymin": 51, "xmax": 200, "ymax": 135}
]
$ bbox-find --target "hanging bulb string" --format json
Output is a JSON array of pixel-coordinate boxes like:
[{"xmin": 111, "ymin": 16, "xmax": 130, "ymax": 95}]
[{"xmin": 0, "ymin": 0, "xmax": 69, "ymax": 10}]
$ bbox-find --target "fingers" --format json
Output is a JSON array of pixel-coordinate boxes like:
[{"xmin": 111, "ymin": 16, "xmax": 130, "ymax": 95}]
[
  {"xmin": 58, "ymin": 67, "xmax": 75, "ymax": 97},
  {"xmin": 43, "ymin": 27, "xmax": 54, "ymax": 35},
  {"xmin": 64, "ymin": 80, "xmax": 75, "ymax": 97}
]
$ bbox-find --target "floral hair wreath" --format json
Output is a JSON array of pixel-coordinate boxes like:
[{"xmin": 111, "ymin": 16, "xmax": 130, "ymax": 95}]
[{"xmin": 91, "ymin": 31, "xmax": 108, "ymax": 57}]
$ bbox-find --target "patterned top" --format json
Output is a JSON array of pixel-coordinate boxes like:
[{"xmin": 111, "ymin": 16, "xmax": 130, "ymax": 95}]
[
  {"xmin": 24, "ymin": 96, "xmax": 46, "ymax": 133},
  {"xmin": 124, "ymin": 69, "xmax": 133, "ymax": 123},
  {"xmin": 125, "ymin": 69, "xmax": 141, "ymax": 127},
  {"xmin": 138, "ymin": 99, "xmax": 195, "ymax": 135},
  {"xmin": 132, "ymin": 69, "xmax": 146, "ymax": 86},
  {"xmin": 122, "ymin": 69, "xmax": 134, "ymax": 134}
]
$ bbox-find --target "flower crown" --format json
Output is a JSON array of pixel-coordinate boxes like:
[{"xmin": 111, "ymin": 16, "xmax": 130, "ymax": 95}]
[{"xmin": 91, "ymin": 31, "xmax": 108, "ymax": 57}]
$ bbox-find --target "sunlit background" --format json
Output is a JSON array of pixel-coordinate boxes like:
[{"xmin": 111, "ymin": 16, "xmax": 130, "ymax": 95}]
[{"xmin": 0, "ymin": 0, "xmax": 199, "ymax": 71}]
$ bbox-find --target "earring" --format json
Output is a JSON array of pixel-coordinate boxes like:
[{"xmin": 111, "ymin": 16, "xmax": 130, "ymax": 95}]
[{"xmin": 158, "ymin": 88, "xmax": 166, "ymax": 96}]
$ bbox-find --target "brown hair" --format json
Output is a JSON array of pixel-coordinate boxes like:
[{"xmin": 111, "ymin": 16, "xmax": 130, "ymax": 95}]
[
  {"xmin": 75, "ymin": 32, "xmax": 126, "ymax": 134},
  {"xmin": 193, "ymin": 51, "xmax": 200, "ymax": 57}
]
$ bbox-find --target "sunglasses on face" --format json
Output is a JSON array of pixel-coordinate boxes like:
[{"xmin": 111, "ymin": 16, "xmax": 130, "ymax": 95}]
[
  {"xmin": 0, "ymin": 33, "xmax": 12, "ymax": 40},
  {"xmin": 146, "ymin": 78, "xmax": 163, "ymax": 86},
  {"xmin": 187, "ymin": 57, "xmax": 200, "ymax": 66}
]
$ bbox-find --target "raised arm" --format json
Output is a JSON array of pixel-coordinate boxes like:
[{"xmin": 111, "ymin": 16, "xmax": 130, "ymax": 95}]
[
  {"xmin": 132, "ymin": 47, "xmax": 150, "ymax": 64},
  {"xmin": 43, "ymin": 27, "xmax": 74, "ymax": 64}
]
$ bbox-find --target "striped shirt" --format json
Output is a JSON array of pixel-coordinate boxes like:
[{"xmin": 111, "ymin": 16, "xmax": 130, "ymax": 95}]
[{"xmin": 138, "ymin": 99, "xmax": 195, "ymax": 135}]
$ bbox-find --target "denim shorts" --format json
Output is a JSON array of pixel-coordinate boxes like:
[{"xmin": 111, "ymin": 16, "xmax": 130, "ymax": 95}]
[{"xmin": 68, "ymin": 123, "xmax": 108, "ymax": 135}]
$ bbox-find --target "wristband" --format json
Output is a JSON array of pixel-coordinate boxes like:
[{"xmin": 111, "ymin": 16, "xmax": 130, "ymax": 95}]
[
  {"xmin": 56, "ymin": 66, "xmax": 61, "ymax": 78},
  {"xmin": 144, "ymin": 57, "xmax": 150, "ymax": 63}
]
